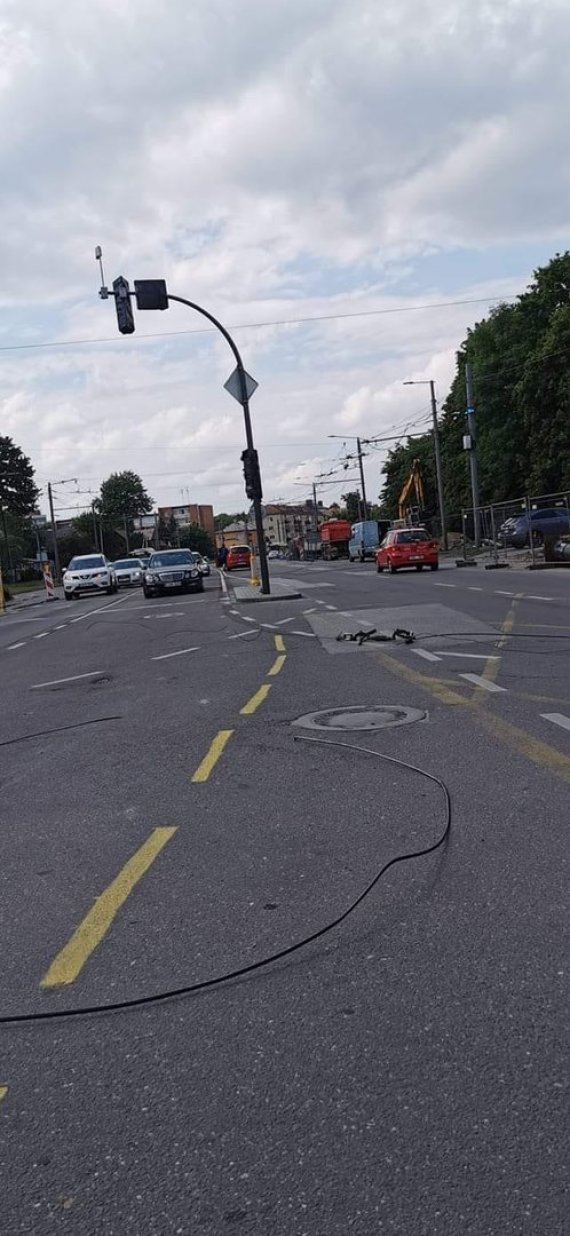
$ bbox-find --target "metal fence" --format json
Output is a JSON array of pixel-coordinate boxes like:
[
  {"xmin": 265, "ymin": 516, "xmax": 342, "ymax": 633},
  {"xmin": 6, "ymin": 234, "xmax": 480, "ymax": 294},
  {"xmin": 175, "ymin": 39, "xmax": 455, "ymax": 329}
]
[{"xmin": 445, "ymin": 489, "xmax": 570, "ymax": 565}]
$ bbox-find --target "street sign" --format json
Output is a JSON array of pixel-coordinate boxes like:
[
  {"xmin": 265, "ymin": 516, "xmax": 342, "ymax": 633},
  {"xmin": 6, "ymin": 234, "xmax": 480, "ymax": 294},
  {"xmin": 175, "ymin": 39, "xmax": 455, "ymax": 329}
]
[
  {"xmin": 224, "ymin": 367, "xmax": 258, "ymax": 404},
  {"xmin": 134, "ymin": 280, "xmax": 169, "ymax": 311}
]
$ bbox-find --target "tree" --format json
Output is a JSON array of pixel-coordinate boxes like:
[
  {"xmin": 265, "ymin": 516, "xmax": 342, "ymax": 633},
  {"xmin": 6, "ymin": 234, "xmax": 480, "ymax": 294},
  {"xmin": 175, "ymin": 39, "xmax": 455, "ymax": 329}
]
[
  {"xmin": 0, "ymin": 436, "xmax": 39, "ymax": 515},
  {"xmin": 341, "ymin": 491, "xmax": 362, "ymax": 523},
  {"xmin": 379, "ymin": 251, "xmax": 570, "ymax": 521},
  {"xmin": 99, "ymin": 471, "xmax": 153, "ymax": 522},
  {"xmin": 178, "ymin": 523, "xmax": 215, "ymax": 557}
]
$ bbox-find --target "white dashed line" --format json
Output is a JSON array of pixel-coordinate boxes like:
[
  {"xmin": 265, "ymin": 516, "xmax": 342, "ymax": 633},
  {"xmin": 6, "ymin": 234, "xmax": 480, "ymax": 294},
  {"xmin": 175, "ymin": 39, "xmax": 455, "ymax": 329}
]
[
  {"xmin": 228, "ymin": 630, "xmax": 257, "ymax": 640},
  {"xmin": 527, "ymin": 595, "xmax": 554, "ymax": 602},
  {"xmin": 30, "ymin": 670, "xmax": 105, "ymax": 689},
  {"xmin": 34, "ymin": 632, "xmax": 49, "ymax": 639},
  {"xmin": 7, "ymin": 642, "xmax": 26, "ymax": 650},
  {"xmin": 325, "ymin": 605, "xmax": 337, "ymax": 611},
  {"xmin": 242, "ymin": 616, "xmax": 256, "ymax": 623},
  {"xmin": 152, "ymin": 646, "xmax": 200, "ymax": 661},
  {"xmin": 459, "ymin": 673, "xmax": 507, "ymax": 693},
  {"xmin": 438, "ymin": 652, "xmax": 500, "ymax": 660},
  {"xmin": 468, "ymin": 587, "xmax": 483, "ymax": 592},
  {"xmin": 273, "ymin": 617, "xmax": 295, "ymax": 626},
  {"xmin": 303, "ymin": 608, "xmax": 317, "ymax": 614},
  {"xmin": 259, "ymin": 623, "xmax": 278, "ymax": 630},
  {"xmin": 540, "ymin": 712, "xmax": 570, "ymax": 733},
  {"xmin": 412, "ymin": 649, "xmax": 441, "ymax": 663},
  {"xmin": 291, "ymin": 630, "xmax": 317, "ymax": 637},
  {"xmin": 54, "ymin": 624, "xmax": 67, "ymax": 630},
  {"xmin": 433, "ymin": 583, "xmax": 456, "ymax": 588},
  {"xmin": 495, "ymin": 591, "xmax": 515, "ymax": 597}
]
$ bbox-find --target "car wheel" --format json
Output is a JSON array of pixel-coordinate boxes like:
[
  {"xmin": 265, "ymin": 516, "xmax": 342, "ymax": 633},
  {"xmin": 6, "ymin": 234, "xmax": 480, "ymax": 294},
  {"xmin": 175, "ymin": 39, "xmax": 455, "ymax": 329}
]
[
  {"xmin": 143, "ymin": 587, "xmax": 152, "ymax": 598},
  {"xmin": 388, "ymin": 561, "xmax": 397, "ymax": 574},
  {"xmin": 376, "ymin": 562, "xmax": 384, "ymax": 573},
  {"xmin": 430, "ymin": 563, "xmax": 439, "ymax": 571},
  {"xmin": 198, "ymin": 580, "xmax": 204, "ymax": 592},
  {"xmin": 531, "ymin": 531, "xmax": 544, "ymax": 547},
  {"xmin": 64, "ymin": 590, "xmax": 73, "ymax": 601},
  {"xmin": 416, "ymin": 565, "xmax": 423, "ymax": 572}
]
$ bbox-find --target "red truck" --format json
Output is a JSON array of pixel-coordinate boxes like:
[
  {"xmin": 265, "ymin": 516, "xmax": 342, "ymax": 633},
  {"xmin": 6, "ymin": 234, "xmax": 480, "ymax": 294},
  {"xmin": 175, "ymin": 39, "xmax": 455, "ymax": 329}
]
[{"xmin": 319, "ymin": 519, "xmax": 352, "ymax": 559}]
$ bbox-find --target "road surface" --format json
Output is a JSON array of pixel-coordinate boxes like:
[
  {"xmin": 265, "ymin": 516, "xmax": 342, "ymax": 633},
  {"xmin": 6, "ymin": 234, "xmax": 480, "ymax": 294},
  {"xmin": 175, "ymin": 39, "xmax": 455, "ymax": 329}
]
[{"xmin": 1, "ymin": 561, "xmax": 568, "ymax": 1234}]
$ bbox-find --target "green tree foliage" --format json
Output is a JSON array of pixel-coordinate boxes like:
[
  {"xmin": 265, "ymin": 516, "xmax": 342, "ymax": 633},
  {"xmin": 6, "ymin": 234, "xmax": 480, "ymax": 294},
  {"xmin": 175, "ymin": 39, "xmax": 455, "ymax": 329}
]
[
  {"xmin": 99, "ymin": 471, "xmax": 153, "ymax": 521},
  {"xmin": 0, "ymin": 436, "xmax": 39, "ymax": 515},
  {"xmin": 177, "ymin": 523, "xmax": 214, "ymax": 557},
  {"xmin": 379, "ymin": 252, "xmax": 570, "ymax": 521},
  {"xmin": 341, "ymin": 491, "xmax": 362, "ymax": 523}
]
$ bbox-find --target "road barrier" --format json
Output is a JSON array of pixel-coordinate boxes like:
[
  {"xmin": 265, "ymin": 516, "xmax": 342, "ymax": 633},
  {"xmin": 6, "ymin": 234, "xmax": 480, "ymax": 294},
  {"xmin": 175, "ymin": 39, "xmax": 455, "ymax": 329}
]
[{"xmin": 42, "ymin": 563, "xmax": 56, "ymax": 600}]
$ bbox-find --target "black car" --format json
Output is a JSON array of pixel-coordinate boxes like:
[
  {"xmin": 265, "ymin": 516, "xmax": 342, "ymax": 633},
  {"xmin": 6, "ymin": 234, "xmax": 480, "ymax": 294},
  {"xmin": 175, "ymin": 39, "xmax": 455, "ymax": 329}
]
[
  {"xmin": 499, "ymin": 507, "xmax": 570, "ymax": 548},
  {"xmin": 143, "ymin": 550, "xmax": 204, "ymax": 598}
]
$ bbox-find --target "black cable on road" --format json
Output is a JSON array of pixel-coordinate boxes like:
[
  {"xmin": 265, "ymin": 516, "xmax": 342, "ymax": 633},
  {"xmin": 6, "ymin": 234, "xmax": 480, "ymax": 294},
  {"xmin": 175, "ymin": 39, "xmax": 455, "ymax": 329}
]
[
  {"xmin": 0, "ymin": 716, "xmax": 123, "ymax": 749},
  {"xmin": 0, "ymin": 737, "xmax": 451, "ymax": 1026}
]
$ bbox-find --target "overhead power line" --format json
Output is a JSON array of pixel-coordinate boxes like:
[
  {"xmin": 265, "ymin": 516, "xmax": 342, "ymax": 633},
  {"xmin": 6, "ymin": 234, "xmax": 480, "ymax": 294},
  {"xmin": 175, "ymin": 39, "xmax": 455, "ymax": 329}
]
[{"xmin": 0, "ymin": 295, "xmax": 517, "ymax": 355}]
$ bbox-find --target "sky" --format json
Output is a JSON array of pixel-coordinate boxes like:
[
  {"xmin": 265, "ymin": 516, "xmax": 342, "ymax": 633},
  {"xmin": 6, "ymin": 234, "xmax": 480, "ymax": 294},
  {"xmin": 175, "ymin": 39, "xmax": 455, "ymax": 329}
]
[{"xmin": 1, "ymin": 0, "xmax": 569, "ymax": 521}]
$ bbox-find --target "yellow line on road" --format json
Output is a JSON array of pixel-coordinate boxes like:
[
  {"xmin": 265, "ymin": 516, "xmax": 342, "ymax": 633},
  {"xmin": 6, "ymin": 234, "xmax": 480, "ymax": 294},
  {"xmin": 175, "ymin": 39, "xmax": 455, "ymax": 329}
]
[
  {"xmin": 274, "ymin": 634, "xmax": 285, "ymax": 652},
  {"xmin": 40, "ymin": 827, "xmax": 177, "ymax": 988},
  {"xmin": 191, "ymin": 729, "xmax": 234, "ymax": 782},
  {"xmin": 268, "ymin": 654, "xmax": 286, "ymax": 676},
  {"xmin": 374, "ymin": 648, "xmax": 570, "ymax": 784},
  {"xmin": 240, "ymin": 683, "xmax": 272, "ymax": 715},
  {"xmin": 474, "ymin": 594, "xmax": 521, "ymax": 698},
  {"xmin": 0, "ymin": 1086, "xmax": 8, "ymax": 1105}
]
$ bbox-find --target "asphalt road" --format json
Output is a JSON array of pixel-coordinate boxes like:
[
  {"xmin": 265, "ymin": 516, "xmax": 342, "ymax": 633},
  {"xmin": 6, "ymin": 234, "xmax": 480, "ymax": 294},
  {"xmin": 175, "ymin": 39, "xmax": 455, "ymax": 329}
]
[{"xmin": 1, "ymin": 562, "xmax": 568, "ymax": 1234}]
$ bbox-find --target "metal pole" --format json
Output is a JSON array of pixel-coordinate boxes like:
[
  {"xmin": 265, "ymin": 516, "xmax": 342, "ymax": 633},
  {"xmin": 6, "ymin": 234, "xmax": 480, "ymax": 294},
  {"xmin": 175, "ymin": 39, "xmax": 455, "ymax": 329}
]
[
  {"xmin": 123, "ymin": 513, "xmax": 130, "ymax": 552},
  {"xmin": 465, "ymin": 364, "xmax": 481, "ymax": 549},
  {"xmin": 47, "ymin": 482, "xmax": 62, "ymax": 583},
  {"xmin": 312, "ymin": 482, "xmax": 319, "ymax": 560},
  {"xmin": 92, "ymin": 502, "xmax": 99, "ymax": 552},
  {"xmin": 167, "ymin": 294, "xmax": 270, "ymax": 595},
  {"xmin": 429, "ymin": 380, "xmax": 448, "ymax": 550},
  {"xmin": 526, "ymin": 495, "xmax": 536, "ymax": 566},
  {"xmin": 489, "ymin": 504, "xmax": 499, "ymax": 565},
  {"xmin": 0, "ymin": 505, "xmax": 14, "ymax": 583},
  {"xmin": 357, "ymin": 438, "xmax": 368, "ymax": 520}
]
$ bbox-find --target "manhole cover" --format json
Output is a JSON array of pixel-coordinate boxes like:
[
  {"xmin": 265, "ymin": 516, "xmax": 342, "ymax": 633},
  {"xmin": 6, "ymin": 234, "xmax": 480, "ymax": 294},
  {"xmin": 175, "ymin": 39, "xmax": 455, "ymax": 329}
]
[{"xmin": 292, "ymin": 704, "xmax": 426, "ymax": 732}]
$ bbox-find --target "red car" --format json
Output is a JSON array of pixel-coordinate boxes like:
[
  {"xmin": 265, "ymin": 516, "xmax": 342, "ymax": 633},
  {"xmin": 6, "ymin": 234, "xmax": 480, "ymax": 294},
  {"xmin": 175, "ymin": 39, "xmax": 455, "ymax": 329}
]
[
  {"xmin": 226, "ymin": 544, "xmax": 251, "ymax": 571},
  {"xmin": 376, "ymin": 528, "xmax": 439, "ymax": 574}
]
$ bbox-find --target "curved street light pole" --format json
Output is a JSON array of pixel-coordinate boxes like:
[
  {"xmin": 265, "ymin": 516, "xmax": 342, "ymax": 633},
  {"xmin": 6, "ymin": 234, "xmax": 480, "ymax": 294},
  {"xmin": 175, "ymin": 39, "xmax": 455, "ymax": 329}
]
[{"xmin": 159, "ymin": 295, "xmax": 270, "ymax": 594}]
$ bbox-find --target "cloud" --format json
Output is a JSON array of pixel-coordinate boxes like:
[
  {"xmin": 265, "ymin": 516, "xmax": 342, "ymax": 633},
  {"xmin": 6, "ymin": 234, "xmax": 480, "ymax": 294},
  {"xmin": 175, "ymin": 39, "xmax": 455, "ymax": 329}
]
[{"xmin": 0, "ymin": 0, "xmax": 567, "ymax": 512}]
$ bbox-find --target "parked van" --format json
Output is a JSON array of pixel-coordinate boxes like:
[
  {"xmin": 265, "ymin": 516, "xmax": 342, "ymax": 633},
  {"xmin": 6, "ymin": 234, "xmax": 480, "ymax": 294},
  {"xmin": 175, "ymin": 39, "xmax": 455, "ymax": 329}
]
[{"xmin": 348, "ymin": 520, "xmax": 379, "ymax": 562}]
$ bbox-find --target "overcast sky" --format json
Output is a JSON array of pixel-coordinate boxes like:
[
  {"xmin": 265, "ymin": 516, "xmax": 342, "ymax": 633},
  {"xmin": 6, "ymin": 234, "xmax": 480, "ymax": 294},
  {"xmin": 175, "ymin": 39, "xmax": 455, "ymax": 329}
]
[{"xmin": 1, "ymin": 0, "xmax": 569, "ymax": 519}]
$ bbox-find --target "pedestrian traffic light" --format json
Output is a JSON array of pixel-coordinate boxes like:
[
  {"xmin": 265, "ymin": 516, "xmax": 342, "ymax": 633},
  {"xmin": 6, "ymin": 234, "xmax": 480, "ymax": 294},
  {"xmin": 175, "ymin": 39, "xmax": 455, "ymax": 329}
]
[
  {"xmin": 241, "ymin": 448, "xmax": 262, "ymax": 501},
  {"xmin": 112, "ymin": 276, "xmax": 135, "ymax": 334}
]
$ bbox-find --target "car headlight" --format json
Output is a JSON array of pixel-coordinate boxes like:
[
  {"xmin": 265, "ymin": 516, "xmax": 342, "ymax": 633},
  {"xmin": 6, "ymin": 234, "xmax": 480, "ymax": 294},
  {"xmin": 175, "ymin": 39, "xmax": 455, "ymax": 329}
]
[{"xmin": 145, "ymin": 572, "xmax": 156, "ymax": 582}]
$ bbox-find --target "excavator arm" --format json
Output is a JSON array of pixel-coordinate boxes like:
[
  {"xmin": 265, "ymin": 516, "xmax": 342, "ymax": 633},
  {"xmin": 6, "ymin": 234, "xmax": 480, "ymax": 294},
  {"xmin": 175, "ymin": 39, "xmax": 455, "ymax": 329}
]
[{"xmin": 398, "ymin": 459, "xmax": 426, "ymax": 519}]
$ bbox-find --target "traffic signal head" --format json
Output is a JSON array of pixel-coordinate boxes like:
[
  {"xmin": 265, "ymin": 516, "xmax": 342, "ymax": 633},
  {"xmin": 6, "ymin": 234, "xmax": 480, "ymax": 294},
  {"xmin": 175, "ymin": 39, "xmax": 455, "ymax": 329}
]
[
  {"xmin": 112, "ymin": 276, "xmax": 135, "ymax": 334},
  {"xmin": 241, "ymin": 448, "xmax": 262, "ymax": 501}
]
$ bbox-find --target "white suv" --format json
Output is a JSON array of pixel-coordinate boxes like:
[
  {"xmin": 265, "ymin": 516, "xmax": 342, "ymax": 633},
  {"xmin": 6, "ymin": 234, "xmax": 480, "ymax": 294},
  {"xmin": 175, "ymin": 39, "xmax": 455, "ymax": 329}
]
[{"xmin": 63, "ymin": 554, "xmax": 118, "ymax": 600}]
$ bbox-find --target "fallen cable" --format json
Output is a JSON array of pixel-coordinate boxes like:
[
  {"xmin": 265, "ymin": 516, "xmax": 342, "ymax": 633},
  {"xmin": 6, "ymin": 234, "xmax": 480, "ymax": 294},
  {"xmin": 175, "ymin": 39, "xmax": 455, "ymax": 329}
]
[
  {"xmin": 0, "ymin": 716, "xmax": 123, "ymax": 749},
  {"xmin": 336, "ymin": 627, "xmax": 415, "ymax": 646},
  {"xmin": 0, "ymin": 736, "xmax": 451, "ymax": 1025}
]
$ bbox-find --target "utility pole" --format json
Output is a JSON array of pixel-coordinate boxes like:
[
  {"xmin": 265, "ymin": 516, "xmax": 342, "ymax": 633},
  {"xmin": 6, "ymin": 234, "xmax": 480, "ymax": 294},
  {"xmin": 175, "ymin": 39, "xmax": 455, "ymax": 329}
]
[
  {"xmin": 312, "ymin": 482, "xmax": 320, "ymax": 560},
  {"xmin": 464, "ymin": 363, "xmax": 481, "ymax": 548},
  {"xmin": 428, "ymin": 381, "xmax": 448, "ymax": 550},
  {"xmin": 92, "ymin": 501, "xmax": 99, "ymax": 552},
  {"xmin": 47, "ymin": 482, "xmax": 62, "ymax": 583},
  {"xmin": 356, "ymin": 438, "xmax": 368, "ymax": 520}
]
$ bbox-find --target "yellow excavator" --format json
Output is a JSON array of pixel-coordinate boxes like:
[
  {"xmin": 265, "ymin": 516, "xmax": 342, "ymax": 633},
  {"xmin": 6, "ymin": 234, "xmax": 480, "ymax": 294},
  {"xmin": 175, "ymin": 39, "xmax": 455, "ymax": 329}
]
[{"xmin": 398, "ymin": 459, "xmax": 426, "ymax": 521}]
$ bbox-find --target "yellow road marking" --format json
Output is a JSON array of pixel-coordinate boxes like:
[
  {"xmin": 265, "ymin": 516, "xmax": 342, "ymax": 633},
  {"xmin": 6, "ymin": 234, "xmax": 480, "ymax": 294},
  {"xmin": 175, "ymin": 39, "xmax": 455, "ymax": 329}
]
[
  {"xmin": 191, "ymin": 729, "xmax": 234, "ymax": 783},
  {"xmin": 41, "ymin": 827, "xmax": 177, "ymax": 988},
  {"xmin": 274, "ymin": 634, "xmax": 285, "ymax": 652},
  {"xmin": 268, "ymin": 654, "xmax": 286, "ymax": 676},
  {"xmin": 0, "ymin": 1086, "xmax": 8, "ymax": 1105},
  {"xmin": 240, "ymin": 683, "xmax": 272, "ymax": 715},
  {"xmin": 375, "ymin": 648, "xmax": 570, "ymax": 785},
  {"xmin": 474, "ymin": 595, "xmax": 521, "ymax": 698}
]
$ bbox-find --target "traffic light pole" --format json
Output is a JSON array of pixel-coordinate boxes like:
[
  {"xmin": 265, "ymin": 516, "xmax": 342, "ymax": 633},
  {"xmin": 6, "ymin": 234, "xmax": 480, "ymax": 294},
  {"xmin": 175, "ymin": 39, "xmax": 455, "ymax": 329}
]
[{"xmin": 166, "ymin": 295, "xmax": 269, "ymax": 594}]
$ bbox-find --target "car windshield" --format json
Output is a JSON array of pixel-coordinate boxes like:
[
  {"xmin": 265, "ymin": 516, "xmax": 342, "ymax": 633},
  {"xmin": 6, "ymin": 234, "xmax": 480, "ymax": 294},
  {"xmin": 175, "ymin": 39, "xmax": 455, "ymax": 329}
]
[
  {"xmin": 148, "ymin": 552, "xmax": 193, "ymax": 567},
  {"xmin": 190, "ymin": 552, "xmax": 203, "ymax": 562},
  {"xmin": 68, "ymin": 556, "xmax": 105, "ymax": 570},
  {"xmin": 113, "ymin": 560, "xmax": 138, "ymax": 570},
  {"xmin": 395, "ymin": 531, "xmax": 429, "ymax": 543},
  {"xmin": 231, "ymin": 546, "xmax": 250, "ymax": 554}
]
